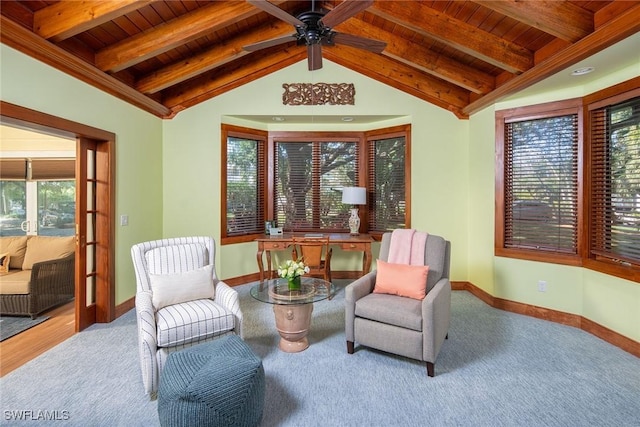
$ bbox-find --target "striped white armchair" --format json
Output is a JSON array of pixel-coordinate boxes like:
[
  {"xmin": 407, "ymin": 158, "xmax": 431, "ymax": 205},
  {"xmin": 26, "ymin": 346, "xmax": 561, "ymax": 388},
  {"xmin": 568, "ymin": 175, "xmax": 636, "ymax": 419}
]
[{"xmin": 131, "ymin": 236, "xmax": 243, "ymax": 397}]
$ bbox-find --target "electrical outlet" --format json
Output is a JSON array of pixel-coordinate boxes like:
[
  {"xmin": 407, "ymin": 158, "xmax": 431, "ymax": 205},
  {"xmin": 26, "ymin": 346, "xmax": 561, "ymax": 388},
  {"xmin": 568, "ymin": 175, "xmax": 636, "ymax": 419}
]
[{"xmin": 537, "ymin": 280, "xmax": 547, "ymax": 292}]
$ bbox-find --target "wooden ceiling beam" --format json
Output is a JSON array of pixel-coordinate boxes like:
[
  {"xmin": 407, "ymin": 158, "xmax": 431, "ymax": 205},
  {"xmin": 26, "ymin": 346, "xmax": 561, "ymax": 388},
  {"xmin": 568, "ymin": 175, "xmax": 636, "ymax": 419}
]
[
  {"xmin": 162, "ymin": 47, "xmax": 307, "ymax": 112},
  {"xmin": 95, "ymin": 0, "xmax": 286, "ymax": 73},
  {"xmin": 474, "ymin": 0, "xmax": 593, "ymax": 42},
  {"xmin": 463, "ymin": 3, "xmax": 640, "ymax": 116},
  {"xmin": 368, "ymin": 1, "xmax": 533, "ymax": 74},
  {"xmin": 336, "ymin": 19, "xmax": 495, "ymax": 94},
  {"xmin": 34, "ymin": 0, "xmax": 154, "ymax": 42},
  {"xmin": 136, "ymin": 20, "xmax": 294, "ymax": 94},
  {"xmin": 0, "ymin": 15, "xmax": 172, "ymax": 118},
  {"xmin": 323, "ymin": 45, "xmax": 470, "ymax": 119}
]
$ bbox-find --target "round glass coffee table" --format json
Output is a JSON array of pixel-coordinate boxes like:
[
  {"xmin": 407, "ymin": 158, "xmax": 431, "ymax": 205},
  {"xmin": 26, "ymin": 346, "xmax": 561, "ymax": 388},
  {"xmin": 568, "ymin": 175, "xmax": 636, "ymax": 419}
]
[{"xmin": 251, "ymin": 277, "xmax": 335, "ymax": 353}]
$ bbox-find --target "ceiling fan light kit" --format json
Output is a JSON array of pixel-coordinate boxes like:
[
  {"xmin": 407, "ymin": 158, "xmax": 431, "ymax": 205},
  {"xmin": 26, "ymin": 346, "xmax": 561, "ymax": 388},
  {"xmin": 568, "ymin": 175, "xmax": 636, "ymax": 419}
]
[{"xmin": 244, "ymin": 0, "xmax": 386, "ymax": 71}]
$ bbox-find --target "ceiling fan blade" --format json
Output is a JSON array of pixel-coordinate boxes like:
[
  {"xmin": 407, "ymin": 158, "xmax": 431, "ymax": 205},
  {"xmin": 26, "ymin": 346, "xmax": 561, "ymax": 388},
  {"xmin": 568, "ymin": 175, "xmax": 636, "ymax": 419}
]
[
  {"xmin": 332, "ymin": 32, "xmax": 386, "ymax": 53},
  {"xmin": 308, "ymin": 44, "xmax": 323, "ymax": 71},
  {"xmin": 319, "ymin": 0, "xmax": 373, "ymax": 28},
  {"xmin": 247, "ymin": 0, "xmax": 304, "ymax": 27},
  {"xmin": 243, "ymin": 35, "xmax": 297, "ymax": 52}
]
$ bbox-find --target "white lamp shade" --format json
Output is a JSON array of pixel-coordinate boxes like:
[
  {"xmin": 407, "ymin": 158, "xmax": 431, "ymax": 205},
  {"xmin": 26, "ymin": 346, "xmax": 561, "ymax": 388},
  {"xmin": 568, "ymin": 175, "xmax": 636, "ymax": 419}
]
[{"xmin": 342, "ymin": 187, "xmax": 366, "ymax": 205}]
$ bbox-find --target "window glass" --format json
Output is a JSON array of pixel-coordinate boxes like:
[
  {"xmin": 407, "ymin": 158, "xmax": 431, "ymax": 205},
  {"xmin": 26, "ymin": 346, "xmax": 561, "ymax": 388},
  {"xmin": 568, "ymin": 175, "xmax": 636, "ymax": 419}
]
[
  {"xmin": 504, "ymin": 115, "xmax": 578, "ymax": 253},
  {"xmin": 221, "ymin": 125, "xmax": 411, "ymax": 241},
  {"xmin": 590, "ymin": 95, "xmax": 640, "ymax": 265},
  {"xmin": 0, "ymin": 181, "xmax": 26, "ymax": 236},
  {"xmin": 0, "ymin": 180, "xmax": 75, "ymax": 237},
  {"xmin": 226, "ymin": 136, "xmax": 264, "ymax": 236},
  {"xmin": 368, "ymin": 136, "xmax": 406, "ymax": 232},
  {"xmin": 37, "ymin": 181, "xmax": 75, "ymax": 236},
  {"xmin": 274, "ymin": 141, "xmax": 357, "ymax": 231}
]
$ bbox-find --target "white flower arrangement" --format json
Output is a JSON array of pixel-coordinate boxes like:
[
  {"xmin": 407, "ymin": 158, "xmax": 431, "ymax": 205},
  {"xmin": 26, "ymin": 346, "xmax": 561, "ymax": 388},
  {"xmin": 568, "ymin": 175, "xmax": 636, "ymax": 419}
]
[{"xmin": 278, "ymin": 259, "xmax": 310, "ymax": 280}]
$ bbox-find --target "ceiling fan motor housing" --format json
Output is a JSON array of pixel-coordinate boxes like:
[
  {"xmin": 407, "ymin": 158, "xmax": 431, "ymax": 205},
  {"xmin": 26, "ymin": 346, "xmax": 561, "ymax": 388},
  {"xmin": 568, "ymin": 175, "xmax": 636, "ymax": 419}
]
[{"xmin": 295, "ymin": 11, "xmax": 332, "ymax": 45}]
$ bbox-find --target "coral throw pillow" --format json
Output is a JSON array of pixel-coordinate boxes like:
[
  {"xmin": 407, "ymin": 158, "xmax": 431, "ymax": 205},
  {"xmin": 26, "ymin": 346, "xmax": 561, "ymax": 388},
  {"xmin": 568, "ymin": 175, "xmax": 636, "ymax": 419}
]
[{"xmin": 373, "ymin": 259, "xmax": 429, "ymax": 300}]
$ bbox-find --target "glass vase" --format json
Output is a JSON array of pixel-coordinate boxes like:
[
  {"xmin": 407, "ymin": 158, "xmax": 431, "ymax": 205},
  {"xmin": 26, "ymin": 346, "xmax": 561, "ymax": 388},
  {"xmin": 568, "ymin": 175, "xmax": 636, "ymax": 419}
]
[{"xmin": 287, "ymin": 275, "xmax": 301, "ymax": 291}]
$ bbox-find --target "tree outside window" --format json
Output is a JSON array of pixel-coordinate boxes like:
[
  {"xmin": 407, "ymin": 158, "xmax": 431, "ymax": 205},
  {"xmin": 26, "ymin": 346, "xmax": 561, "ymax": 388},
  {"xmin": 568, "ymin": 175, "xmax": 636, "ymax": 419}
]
[
  {"xmin": 275, "ymin": 141, "xmax": 357, "ymax": 231},
  {"xmin": 223, "ymin": 130, "xmax": 265, "ymax": 238},
  {"xmin": 589, "ymin": 95, "xmax": 640, "ymax": 266},
  {"xmin": 495, "ymin": 100, "xmax": 582, "ymax": 265},
  {"xmin": 368, "ymin": 135, "xmax": 407, "ymax": 232}
]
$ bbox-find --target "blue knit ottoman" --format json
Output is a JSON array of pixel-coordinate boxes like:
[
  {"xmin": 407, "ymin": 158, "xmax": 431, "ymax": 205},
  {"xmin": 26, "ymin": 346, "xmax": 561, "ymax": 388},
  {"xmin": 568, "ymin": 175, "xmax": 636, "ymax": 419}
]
[{"xmin": 158, "ymin": 335, "xmax": 265, "ymax": 427}]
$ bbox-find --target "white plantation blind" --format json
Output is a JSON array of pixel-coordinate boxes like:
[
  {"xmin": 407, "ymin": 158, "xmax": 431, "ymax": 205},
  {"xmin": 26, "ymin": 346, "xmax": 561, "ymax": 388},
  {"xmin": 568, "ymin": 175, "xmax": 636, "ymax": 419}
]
[{"xmin": 504, "ymin": 114, "xmax": 579, "ymax": 253}]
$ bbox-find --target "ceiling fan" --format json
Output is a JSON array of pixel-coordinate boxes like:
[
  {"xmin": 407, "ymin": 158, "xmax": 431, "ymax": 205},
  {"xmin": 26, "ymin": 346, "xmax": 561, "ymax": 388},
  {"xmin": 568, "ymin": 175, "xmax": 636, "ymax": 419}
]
[{"xmin": 243, "ymin": 0, "xmax": 386, "ymax": 71}]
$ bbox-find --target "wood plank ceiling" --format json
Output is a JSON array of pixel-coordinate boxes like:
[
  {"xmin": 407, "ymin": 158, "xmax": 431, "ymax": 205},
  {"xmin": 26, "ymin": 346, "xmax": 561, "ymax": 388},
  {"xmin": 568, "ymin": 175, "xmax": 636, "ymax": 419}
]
[{"xmin": 1, "ymin": 1, "xmax": 639, "ymax": 119}]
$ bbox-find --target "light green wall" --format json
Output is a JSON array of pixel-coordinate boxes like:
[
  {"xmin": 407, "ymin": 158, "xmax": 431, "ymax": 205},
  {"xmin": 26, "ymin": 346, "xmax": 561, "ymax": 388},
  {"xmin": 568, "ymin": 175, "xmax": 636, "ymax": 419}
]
[
  {"xmin": 2, "ymin": 42, "xmax": 638, "ymax": 342},
  {"xmin": 467, "ymin": 105, "xmax": 496, "ymax": 295},
  {"xmin": 161, "ymin": 61, "xmax": 469, "ymax": 281},
  {"xmin": 468, "ymin": 61, "xmax": 640, "ymax": 342},
  {"xmin": 0, "ymin": 45, "xmax": 164, "ymax": 305}
]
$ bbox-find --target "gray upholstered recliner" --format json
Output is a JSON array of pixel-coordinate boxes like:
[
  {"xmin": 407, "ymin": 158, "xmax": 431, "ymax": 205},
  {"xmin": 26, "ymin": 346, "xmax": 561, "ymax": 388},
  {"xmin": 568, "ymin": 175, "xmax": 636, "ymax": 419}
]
[
  {"xmin": 131, "ymin": 236, "xmax": 243, "ymax": 397},
  {"xmin": 345, "ymin": 232, "xmax": 451, "ymax": 376}
]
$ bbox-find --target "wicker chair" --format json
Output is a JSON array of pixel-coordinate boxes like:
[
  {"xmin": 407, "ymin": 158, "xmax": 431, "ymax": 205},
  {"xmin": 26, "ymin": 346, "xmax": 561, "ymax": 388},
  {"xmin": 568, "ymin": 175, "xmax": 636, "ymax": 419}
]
[{"xmin": 0, "ymin": 254, "xmax": 75, "ymax": 319}]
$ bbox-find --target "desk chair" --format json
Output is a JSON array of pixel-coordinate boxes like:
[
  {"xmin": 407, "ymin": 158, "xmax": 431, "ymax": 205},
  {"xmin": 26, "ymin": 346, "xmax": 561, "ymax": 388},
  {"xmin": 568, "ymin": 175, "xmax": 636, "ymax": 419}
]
[{"xmin": 292, "ymin": 236, "xmax": 332, "ymax": 283}]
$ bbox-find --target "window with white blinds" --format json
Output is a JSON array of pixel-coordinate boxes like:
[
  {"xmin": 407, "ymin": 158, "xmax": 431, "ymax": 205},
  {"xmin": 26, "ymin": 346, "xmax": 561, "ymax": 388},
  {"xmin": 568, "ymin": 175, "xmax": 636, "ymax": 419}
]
[
  {"xmin": 504, "ymin": 114, "xmax": 579, "ymax": 253},
  {"xmin": 589, "ymin": 95, "xmax": 640, "ymax": 266},
  {"xmin": 274, "ymin": 141, "xmax": 358, "ymax": 231}
]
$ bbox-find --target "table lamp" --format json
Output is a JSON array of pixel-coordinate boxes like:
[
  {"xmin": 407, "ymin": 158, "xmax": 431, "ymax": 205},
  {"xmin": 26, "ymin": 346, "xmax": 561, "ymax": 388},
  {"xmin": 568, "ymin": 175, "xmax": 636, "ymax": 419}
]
[{"xmin": 342, "ymin": 187, "xmax": 366, "ymax": 235}]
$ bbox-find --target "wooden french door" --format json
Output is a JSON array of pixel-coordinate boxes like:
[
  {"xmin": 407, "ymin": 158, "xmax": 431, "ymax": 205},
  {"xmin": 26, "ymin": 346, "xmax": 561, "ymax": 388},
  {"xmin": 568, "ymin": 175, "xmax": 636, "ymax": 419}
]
[{"xmin": 75, "ymin": 137, "xmax": 114, "ymax": 331}]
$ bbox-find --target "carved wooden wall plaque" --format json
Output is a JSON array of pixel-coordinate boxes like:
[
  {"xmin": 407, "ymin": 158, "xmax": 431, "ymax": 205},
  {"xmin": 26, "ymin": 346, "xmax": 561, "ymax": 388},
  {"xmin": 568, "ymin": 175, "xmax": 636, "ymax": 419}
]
[{"xmin": 282, "ymin": 83, "xmax": 355, "ymax": 105}]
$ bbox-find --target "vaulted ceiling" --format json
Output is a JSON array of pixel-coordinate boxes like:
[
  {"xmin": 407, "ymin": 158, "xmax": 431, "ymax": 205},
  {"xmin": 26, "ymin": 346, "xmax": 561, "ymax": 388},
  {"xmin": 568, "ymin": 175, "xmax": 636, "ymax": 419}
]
[{"xmin": 1, "ymin": 1, "xmax": 639, "ymax": 120}]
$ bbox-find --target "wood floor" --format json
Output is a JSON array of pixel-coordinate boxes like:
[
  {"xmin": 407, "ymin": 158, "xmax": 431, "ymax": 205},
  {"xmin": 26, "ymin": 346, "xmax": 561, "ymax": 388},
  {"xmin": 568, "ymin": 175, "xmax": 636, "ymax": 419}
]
[{"xmin": 0, "ymin": 302, "xmax": 75, "ymax": 377}]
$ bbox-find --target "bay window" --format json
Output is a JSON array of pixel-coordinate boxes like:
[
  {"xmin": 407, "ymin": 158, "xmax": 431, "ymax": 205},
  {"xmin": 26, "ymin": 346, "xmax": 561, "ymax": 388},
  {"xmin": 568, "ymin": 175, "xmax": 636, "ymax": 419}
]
[
  {"xmin": 221, "ymin": 124, "xmax": 411, "ymax": 243},
  {"xmin": 496, "ymin": 77, "xmax": 640, "ymax": 282}
]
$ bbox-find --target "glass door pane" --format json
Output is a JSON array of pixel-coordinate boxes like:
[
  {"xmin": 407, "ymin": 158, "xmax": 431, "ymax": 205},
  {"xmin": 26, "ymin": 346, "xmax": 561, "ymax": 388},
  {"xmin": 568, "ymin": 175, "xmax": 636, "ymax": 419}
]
[
  {"xmin": 0, "ymin": 181, "xmax": 26, "ymax": 236},
  {"xmin": 37, "ymin": 181, "xmax": 75, "ymax": 236}
]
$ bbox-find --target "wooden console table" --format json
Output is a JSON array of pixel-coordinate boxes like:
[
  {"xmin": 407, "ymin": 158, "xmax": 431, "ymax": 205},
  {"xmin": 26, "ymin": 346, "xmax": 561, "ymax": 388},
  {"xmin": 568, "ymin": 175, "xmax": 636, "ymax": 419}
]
[{"xmin": 256, "ymin": 233, "xmax": 373, "ymax": 282}]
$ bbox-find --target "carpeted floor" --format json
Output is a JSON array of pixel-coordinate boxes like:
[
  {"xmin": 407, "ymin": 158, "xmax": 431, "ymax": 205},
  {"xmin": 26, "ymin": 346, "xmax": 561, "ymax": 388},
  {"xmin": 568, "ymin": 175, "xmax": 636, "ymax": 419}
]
[
  {"xmin": 0, "ymin": 315, "xmax": 49, "ymax": 342},
  {"xmin": 1, "ymin": 281, "xmax": 639, "ymax": 426}
]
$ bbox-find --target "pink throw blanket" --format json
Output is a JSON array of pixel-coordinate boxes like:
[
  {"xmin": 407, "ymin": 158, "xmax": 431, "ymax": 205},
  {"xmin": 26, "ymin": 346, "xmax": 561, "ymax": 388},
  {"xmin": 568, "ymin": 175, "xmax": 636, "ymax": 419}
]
[{"xmin": 388, "ymin": 229, "xmax": 428, "ymax": 265}]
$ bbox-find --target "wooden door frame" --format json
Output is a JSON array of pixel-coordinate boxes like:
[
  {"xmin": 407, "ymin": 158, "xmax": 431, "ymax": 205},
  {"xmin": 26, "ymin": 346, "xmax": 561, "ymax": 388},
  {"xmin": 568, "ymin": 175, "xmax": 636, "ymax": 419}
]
[{"xmin": 1, "ymin": 101, "xmax": 115, "ymax": 330}]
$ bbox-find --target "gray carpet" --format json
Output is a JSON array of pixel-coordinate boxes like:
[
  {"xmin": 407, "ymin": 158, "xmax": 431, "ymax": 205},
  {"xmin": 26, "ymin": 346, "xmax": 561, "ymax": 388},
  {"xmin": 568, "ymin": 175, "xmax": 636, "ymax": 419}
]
[
  {"xmin": 1, "ymin": 281, "xmax": 639, "ymax": 426},
  {"xmin": 0, "ymin": 315, "xmax": 49, "ymax": 342}
]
